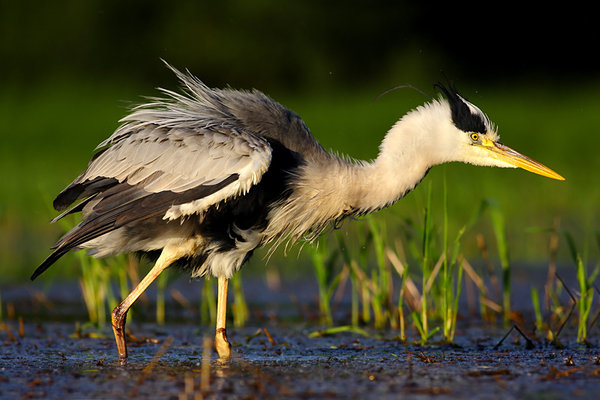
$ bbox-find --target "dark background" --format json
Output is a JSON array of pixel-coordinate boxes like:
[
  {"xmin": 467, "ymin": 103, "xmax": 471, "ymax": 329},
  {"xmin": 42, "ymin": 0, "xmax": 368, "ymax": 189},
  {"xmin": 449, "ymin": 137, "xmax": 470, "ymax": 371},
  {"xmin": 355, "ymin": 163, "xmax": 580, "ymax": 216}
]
[
  {"xmin": 1, "ymin": 1, "xmax": 598, "ymax": 281},
  {"xmin": 2, "ymin": 1, "xmax": 598, "ymax": 92}
]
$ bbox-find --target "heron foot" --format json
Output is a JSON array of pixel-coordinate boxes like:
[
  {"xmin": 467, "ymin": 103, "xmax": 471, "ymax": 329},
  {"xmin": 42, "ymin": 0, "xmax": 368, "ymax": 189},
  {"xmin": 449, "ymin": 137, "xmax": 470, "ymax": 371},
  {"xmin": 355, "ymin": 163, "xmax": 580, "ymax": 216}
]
[
  {"xmin": 215, "ymin": 327, "xmax": 231, "ymax": 359},
  {"xmin": 111, "ymin": 306, "xmax": 128, "ymax": 362}
]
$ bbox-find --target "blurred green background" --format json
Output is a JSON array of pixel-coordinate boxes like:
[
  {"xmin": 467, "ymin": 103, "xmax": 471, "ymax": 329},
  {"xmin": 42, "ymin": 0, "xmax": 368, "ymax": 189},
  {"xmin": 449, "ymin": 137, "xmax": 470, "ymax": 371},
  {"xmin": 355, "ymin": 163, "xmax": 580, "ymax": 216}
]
[{"xmin": 1, "ymin": 1, "xmax": 599, "ymax": 283}]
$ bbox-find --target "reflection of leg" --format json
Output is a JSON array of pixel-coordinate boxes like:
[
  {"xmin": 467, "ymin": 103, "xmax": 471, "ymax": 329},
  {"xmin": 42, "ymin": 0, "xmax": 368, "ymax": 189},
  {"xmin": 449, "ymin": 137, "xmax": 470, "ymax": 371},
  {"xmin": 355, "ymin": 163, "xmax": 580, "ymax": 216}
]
[
  {"xmin": 111, "ymin": 247, "xmax": 176, "ymax": 361},
  {"xmin": 215, "ymin": 275, "xmax": 232, "ymax": 359}
]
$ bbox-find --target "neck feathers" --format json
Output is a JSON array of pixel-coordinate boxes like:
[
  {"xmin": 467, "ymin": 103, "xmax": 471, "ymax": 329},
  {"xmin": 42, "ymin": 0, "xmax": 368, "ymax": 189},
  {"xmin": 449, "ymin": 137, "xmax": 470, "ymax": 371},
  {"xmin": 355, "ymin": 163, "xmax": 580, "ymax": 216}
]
[
  {"xmin": 263, "ymin": 100, "xmax": 449, "ymax": 246},
  {"xmin": 344, "ymin": 99, "xmax": 450, "ymax": 212}
]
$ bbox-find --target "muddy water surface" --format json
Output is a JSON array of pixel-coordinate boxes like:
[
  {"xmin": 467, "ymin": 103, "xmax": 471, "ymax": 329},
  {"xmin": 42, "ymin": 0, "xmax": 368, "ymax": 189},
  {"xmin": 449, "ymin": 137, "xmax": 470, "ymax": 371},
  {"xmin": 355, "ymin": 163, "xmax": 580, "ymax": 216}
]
[
  {"xmin": 1, "ymin": 271, "xmax": 599, "ymax": 399},
  {"xmin": 2, "ymin": 321, "xmax": 599, "ymax": 399}
]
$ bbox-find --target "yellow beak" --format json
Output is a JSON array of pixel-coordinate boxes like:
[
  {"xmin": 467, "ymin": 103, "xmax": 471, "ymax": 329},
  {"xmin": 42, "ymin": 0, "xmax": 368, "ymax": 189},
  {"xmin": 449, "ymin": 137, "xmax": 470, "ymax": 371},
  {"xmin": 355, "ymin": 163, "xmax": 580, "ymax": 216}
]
[{"xmin": 480, "ymin": 139, "xmax": 565, "ymax": 181}]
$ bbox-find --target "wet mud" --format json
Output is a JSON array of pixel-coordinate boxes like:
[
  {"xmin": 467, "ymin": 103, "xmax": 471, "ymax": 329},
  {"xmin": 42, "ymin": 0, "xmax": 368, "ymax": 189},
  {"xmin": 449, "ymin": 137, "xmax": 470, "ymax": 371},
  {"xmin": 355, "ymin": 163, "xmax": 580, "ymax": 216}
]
[
  {"xmin": 2, "ymin": 321, "xmax": 599, "ymax": 399},
  {"xmin": 2, "ymin": 270, "xmax": 599, "ymax": 399}
]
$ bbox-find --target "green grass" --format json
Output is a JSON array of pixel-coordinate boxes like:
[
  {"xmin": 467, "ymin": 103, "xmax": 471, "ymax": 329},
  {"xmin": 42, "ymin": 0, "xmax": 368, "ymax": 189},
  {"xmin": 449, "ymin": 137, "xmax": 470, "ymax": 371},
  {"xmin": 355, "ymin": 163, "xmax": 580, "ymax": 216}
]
[
  {"xmin": 310, "ymin": 237, "xmax": 341, "ymax": 326},
  {"xmin": 441, "ymin": 171, "xmax": 465, "ymax": 342},
  {"xmin": 530, "ymin": 287, "xmax": 543, "ymax": 333},
  {"xmin": 563, "ymin": 231, "xmax": 599, "ymax": 344},
  {"xmin": 307, "ymin": 202, "xmax": 599, "ymax": 345}
]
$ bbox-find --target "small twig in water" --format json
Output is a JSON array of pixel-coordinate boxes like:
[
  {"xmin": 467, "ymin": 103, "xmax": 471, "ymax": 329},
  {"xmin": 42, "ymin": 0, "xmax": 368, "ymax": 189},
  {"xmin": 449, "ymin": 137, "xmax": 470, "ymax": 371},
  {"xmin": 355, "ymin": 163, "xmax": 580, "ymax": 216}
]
[
  {"xmin": 1, "ymin": 322, "xmax": 16, "ymax": 342},
  {"xmin": 18, "ymin": 317, "xmax": 25, "ymax": 339},
  {"xmin": 263, "ymin": 328, "xmax": 277, "ymax": 346},
  {"xmin": 494, "ymin": 325, "xmax": 534, "ymax": 350},
  {"xmin": 551, "ymin": 272, "xmax": 577, "ymax": 346},
  {"xmin": 405, "ymin": 349, "xmax": 435, "ymax": 363}
]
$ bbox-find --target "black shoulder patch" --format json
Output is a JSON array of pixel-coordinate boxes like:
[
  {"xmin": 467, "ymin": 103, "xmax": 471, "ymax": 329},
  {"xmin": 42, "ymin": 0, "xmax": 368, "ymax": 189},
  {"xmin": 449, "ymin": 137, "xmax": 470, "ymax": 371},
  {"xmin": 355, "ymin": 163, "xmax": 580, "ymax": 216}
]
[{"xmin": 435, "ymin": 83, "xmax": 487, "ymax": 134}]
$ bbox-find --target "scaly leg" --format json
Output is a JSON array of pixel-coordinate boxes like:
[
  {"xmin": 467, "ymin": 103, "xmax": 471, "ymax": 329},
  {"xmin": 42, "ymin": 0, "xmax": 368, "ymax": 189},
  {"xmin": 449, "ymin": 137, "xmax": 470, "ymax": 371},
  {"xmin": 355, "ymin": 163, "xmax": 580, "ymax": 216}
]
[
  {"xmin": 111, "ymin": 248, "xmax": 177, "ymax": 362},
  {"xmin": 215, "ymin": 275, "xmax": 231, "ymax": 359}
]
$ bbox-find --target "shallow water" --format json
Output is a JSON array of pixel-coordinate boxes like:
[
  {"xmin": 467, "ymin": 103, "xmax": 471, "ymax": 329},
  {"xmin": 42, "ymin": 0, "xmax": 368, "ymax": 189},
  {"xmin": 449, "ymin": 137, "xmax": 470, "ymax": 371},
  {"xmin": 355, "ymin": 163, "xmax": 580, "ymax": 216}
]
[
  {"xmin": 2, "ymin": 321, "xmax": 599, "ymax": 399},
  {"xmin": 1, "ymin": 269, "xmax": 599, "ymax": 399}
]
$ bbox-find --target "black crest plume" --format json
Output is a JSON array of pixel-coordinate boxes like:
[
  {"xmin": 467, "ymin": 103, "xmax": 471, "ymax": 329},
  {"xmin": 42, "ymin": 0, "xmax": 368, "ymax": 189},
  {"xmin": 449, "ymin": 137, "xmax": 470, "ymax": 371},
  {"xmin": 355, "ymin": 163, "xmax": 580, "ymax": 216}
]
[{"xmin": 435, "ymin": 83, "xmax": 487, "ymax": 134}]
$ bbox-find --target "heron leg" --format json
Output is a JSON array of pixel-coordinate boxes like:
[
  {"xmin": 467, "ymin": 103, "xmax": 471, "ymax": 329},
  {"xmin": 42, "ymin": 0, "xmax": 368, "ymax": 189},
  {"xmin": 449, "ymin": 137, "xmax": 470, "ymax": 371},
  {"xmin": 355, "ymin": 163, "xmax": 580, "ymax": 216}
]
[
  {"xmin": 215, "ymin": 275, "xmax": 231, "ymax": 359},
  {"xmin": 111, "ymin": 248, "xmax": 177, "ymax": 362}
]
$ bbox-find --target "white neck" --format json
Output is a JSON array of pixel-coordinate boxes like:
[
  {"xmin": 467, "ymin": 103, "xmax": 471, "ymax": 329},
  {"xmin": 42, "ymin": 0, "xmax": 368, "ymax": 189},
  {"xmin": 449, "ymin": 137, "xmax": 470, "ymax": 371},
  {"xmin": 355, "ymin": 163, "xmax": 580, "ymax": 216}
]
[
  {"xmin": 342, "ymin": 100, "xmax": 452, "ymax": 212},
  {"xmin": 264, "ymin": 99, "xmax": 454, "ymax": 245}
]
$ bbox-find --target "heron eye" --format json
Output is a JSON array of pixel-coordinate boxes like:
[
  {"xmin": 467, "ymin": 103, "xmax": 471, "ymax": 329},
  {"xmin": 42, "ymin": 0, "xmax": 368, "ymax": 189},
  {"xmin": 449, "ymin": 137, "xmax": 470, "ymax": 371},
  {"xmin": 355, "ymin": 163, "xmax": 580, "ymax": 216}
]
[{"xmin": 470, "ymin": 133, "xmax": 479, "ymax": 142}]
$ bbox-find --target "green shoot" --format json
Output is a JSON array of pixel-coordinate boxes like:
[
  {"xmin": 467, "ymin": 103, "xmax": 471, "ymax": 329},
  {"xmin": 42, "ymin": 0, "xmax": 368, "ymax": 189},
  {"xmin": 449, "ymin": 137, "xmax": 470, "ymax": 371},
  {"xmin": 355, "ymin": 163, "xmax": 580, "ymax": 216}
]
[
  {"xmin": 358, "ymin": 225, "xmax": 374, "ymax": 324},
  {"xmin": 417, "ymin": 182, "xmax": 434, "ymax": 344},
  {"xmin": 335, "ymin": 231, "xmax": 360, "ymax": 327},
  {"xmin": 310, "ymin": 237, "xmax": 342, "ymax": 326},
  {"xmin": 78, "ymin": 255, "xmax": 106, "ymax": 327},
  {"xmin": 563, "ymin": 231, "xmax": 598, "ymax": 344},
  {"xmin": 442, "ymin": 169, "xmax": 450, "ymax": 341},
  {"xmin": 440, "ymin": 170, "xmax": 466, "ymax": 342},
  {"xmin": 486, "ymin": 199, "xmax": 511, "ymax": 326},
  {"xmin": 231, "ymin": 272, "xmax": 249, "ymax": 328},
  {"xmin": 367, "ymin": 218, "xmax": 391, "ymax": 329},
  {"xmin": 398, "ymin": 256, "xmax": 409, "ymax": 342},
  {"xmin": 411, "ymin": 310, "xmax": 440, "ymax": 343},
  {"xmin": 200, "ymin": 279, "xmax": 216, "ymax": 325},
  {"xmin": 530, "ymin": 287, "xmax": 543, "ymax": 334}
]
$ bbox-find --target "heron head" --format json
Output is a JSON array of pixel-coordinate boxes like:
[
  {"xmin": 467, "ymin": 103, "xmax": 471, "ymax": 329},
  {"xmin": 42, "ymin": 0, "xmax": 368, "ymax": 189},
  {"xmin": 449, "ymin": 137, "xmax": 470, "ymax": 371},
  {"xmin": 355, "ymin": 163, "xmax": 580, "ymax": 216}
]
[{"xmin": 436, "ymin": 84, "xmax": 564, "ymax": 181}]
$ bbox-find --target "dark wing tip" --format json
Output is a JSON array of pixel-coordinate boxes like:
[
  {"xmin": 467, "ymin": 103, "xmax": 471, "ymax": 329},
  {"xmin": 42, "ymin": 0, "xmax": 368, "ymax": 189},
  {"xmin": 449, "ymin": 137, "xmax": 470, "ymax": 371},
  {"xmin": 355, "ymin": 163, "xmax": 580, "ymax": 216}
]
[
  {"xmin": 53, "ymin": 187, "xmax": 79, "ymax": 211},
  {"xmin": 31, "ymin": 249, "xmax": 67, "ymax": 280},
  {"xmin": 53, "ymin": 177, "xmax": 119, "ymax": 212},
  {"xmin": 36, "ymin": 173, "xmax": 242, "ymax": 281}
]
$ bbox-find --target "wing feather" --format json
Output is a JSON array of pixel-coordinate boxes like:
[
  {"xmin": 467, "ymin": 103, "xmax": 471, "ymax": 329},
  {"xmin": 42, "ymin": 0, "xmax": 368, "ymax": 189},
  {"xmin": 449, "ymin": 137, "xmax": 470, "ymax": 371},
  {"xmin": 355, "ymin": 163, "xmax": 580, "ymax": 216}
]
[
  {"xmin": 57, "ymin": 124, "xmax": 272, "ymax": 215},
  {"xmin": 33, "ymin": 124, "xmax": 271, "ymax": 281},
  {"xmin": 35, "ymin": 65, "xmax": 322, "ymax": 281}
]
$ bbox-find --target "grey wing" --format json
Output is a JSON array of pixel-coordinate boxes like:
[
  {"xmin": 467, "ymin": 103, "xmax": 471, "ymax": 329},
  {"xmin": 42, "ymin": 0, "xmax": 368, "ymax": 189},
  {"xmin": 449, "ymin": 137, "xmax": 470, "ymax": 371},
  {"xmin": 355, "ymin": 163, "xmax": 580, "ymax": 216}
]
[
  {"xmin": 58, "ymin": 124, "xmax": 272, "ymax": 216},
  {"xmin": 32, "ymin": 124, "xmax": 272, "ymax": 280}
]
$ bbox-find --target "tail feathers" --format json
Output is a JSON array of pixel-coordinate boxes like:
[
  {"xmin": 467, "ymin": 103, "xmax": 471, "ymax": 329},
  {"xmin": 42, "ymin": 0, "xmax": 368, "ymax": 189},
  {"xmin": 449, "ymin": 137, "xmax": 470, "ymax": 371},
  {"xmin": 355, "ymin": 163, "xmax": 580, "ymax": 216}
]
[
  {"xmin": 31, "ymin": 219, "xmax": 119, "ymax": 281},
  {"xmin": 30, "ymin": 247, "xmax": 71, "ymax": 281},
  {"xmin": 34, "ymin": 174, "xmax": 240, "ymax": 280}
]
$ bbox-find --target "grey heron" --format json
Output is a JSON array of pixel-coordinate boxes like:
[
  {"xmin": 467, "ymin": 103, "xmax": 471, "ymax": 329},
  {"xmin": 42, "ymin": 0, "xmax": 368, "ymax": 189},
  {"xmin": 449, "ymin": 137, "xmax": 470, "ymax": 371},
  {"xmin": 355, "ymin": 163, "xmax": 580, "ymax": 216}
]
[{"xmin": 33, "ymin": 64, "xmax": 564, "ymax": 361}]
